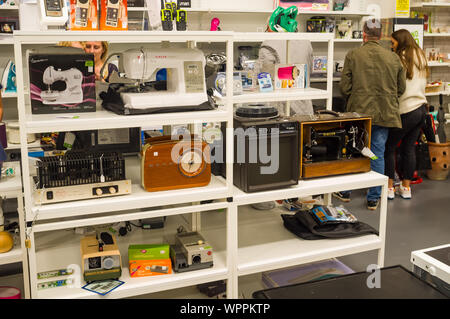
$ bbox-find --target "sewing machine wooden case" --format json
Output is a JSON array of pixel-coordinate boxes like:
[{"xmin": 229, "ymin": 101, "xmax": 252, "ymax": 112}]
[
  {"xmin": 141, "ymin": 136, "xmax": 211, "ymax": 192},
  {"xmin": 292, "ymin": 111, "xmax": 372, "ymax": 179}
]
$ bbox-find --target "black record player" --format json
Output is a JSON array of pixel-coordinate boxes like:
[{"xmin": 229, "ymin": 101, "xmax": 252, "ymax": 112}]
[
  {"xmin": 235, "ymin": 105, "xmax": 279, "ymax": 120},
  {"xmin": 216, "ymin": 105, "xmax": 300, "ymax": 193}
]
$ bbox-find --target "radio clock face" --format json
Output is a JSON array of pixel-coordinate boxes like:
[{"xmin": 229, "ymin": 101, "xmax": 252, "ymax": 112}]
[{"xmin": 178, "ymin": 149, "xmax": 205, "ymax": 177}]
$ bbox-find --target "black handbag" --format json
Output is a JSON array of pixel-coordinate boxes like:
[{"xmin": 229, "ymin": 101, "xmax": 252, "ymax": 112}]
[
  {"xmin": 282, "ymin": 210, "xmax": 378, "ymax": 240},
  {"xmin": 415, "ymin": 133, "xmax": 432, "ymax": 171}
]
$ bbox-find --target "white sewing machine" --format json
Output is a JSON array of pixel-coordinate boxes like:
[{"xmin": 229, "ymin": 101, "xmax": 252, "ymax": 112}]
[
  {"xmin": 109, "ymin": 47, "xmax": 207, "ymax": 109},
  {"xmin": 40, "ymin": 66, "xmax": 83, "ymax": 104}
]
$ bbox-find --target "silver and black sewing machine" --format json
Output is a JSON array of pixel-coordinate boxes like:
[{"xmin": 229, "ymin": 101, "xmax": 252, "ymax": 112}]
[
  {"xmin": 40, "ymin": 66, "xmax": 83, "ymax": 105},
  {"xmin": 104, "ymin": 47, "xmax": 208, "ymax": 110}
]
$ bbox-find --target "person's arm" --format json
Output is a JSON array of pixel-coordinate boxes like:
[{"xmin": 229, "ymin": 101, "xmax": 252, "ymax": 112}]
[
  {"xmin": 0, "ymin": 89, "xmax": 4, "ymax": 122},
  {"xmin": 340, "ymin": 52, "xmax": 353, "ymax": 98},
  {"xmin": 397, "ymin": 58, "xmax": 406, "ymax": 98}
]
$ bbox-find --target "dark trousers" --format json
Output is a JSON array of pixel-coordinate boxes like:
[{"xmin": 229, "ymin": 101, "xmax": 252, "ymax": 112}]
[{"xmin": 385, "ymin": 105, "xmax": 426, "ymax": 181}]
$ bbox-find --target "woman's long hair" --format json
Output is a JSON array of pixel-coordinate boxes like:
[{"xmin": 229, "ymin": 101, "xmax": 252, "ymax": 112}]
[{"xmin": 392, "ymin": 29, "xmax": 429, "ymax": 80}]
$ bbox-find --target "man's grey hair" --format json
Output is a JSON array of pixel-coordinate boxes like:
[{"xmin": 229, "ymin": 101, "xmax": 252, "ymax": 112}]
[{"xmin": 363, "ymin": 18, "xmax": 382, "ymax": 39}]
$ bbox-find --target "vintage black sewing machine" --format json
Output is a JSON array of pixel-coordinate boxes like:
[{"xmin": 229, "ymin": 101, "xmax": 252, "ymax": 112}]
[{"xmin": 292, "ymin": 111, "xmax": 372, "ymax": 179}]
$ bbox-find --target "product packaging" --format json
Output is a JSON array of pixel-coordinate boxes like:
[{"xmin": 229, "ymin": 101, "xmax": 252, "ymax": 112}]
[
  {"xmin": 99, "ymin": 0, "xmax": 128, "ymax": 31},
  {"xmin": 69, "ymin": 0, "xmax": 98, "ymax": 31},
  {"xmin": 28, "ymin": 49, "xmax": 96, "ymax": 114},
  {"xmin": 278, "ymin": 0, "xmax": 329, "ymax": 11},
  {"xmin": 274, "ymin": 64, "xmax": 307, "ymax": 89},
  {"xmin": 128, "ymin": 244, "xmax": 172, "ymax": 277}
]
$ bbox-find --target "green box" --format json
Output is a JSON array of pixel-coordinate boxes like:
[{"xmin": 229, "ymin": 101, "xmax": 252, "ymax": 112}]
[{"xmin": 128, "ymin": 244, "xmax": 170, "ymax": 260}]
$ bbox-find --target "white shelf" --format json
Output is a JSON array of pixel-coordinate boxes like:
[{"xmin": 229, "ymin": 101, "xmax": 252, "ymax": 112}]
[
  {"xmin": 237, "ymin": 205, "xmax": 382, "ymax": 276},
  {"xmin": 35, "ymin": 252, "xmax": 227, "ymax": 299},
  {"xmin": 334, "ymin": 38, "xmax": 363, "ymax": 42},
  {"xmin": 0, "ymin": 163, "xmax": 22, "ymax": 197},
  {"xmin": 186, "ymin": 8, "xmax": 370, "ymax": 16},
  {"xmin": 127, "ymin": 7, "xmax": 147, "ymax": 12},
  {"xmin": 426, "ymin": 91, "xmax": 450, "ymax": 96},
  {"xmin": 33, "ymin": 215, "xmax": 228, "ymax": 299},
  {"xmin": 230, "ymin": 88, "xmax": 329, "ymax": 104},
  {"xmin": 13, "ymin": 31, "xmax": 234, "ymax": 43},
  {"xmin": 311, "ymin": 77, "xmax": 341, "ymax": 83},
  {"xmin": 411, "ymin": 2, "xmax": 450, "ymax": 8},
  {"xmin": 0, "ymin": 245, "xmax": 23, "ymax": 266},
  {"xmin": 0, "ymin": 35, "xmax": 13, "ymax": 45},
  {"xmin": 424, "ymin": 32, "xmax": 450, "ymax": 37},
  {"xmin": 28, "ymin": 156, "xmax": 229, "ymax": 222},
  {"xmin": 24, "ymin": 108, "xmax": 228, "ymax": 134},
  {"xmin": 0, "ymin": 5, "xmax": 19, "ymax": 10},
  {"xmin": 5, "ymin": 140, "xmax": 41, "ymax": 150},
  {"xmin": 233, "ymin": 32, "xmax": 334, "ymax": 42},
  {"xmin": 428, "ymin": 61, "xmax": 450, "ymax": 67},
  {"xmin": 233, "ymin": 171, "xmax": 387, "ymax": 206},
  {"xmin": 1, "ymin": 91, "xmax": 17, "ymax": 98}
]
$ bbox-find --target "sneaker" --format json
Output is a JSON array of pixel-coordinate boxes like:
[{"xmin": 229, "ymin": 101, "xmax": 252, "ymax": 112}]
[
  {"xmin": 387, "ymin": 187, "xmax": 395, "ymax": 200},
  {"xmin": 333, "ymin": 192, "xmax": 351, "ymax": 202},
  {"xmin": 367, "ymin": 199, "xmax": 379, "ymax": 210},
  {"xmin": 398, "ymin": 186, "xmax": 411, "ymax": 199}
]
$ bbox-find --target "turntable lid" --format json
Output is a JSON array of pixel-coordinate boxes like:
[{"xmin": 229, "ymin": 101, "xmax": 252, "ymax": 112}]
[{"xmin": 235, "ymin": 105, "xmax": 279, "ymax": 119}]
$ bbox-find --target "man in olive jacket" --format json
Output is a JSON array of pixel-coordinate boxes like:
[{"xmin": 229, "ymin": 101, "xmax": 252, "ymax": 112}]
[{"xmin": 334, "ymin": 19, "xmax": 406, "ymax": 210}]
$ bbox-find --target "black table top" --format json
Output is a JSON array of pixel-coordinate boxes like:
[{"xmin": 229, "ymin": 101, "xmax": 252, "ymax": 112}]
[{"xmin": 253, "ymin": 265, "xmax": 448, "ymax": 299}]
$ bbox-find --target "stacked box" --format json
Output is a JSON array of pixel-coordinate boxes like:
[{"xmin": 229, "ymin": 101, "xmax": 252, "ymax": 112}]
[{"xmin": 128, "ymin": 244, "xmax": 172, "ymax": 277}]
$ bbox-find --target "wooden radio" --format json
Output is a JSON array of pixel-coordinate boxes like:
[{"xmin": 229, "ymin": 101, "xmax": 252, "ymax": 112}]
[
  {"xmin": 141, "ymin": 136, "xmax": 211, "ymax": 192},
  {"xmin": 291, "ymin": 111, "xmax": 372, "ymax": 179}
]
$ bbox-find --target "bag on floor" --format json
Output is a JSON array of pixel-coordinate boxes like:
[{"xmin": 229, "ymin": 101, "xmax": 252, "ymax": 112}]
[{"xmin": 282, "ymin": 210, "xmax": 378, "ymax": 240}]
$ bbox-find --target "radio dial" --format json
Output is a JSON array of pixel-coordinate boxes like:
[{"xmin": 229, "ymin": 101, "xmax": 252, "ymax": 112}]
[
  {"xmin": 96, "ymin": 188, "xmax": 103, "ymax": 196},
  {"xmin": 179, "ymin": 149, "xmax": 205, "ymax": 177},
  {"xmin": 109, "ymin": 187, "xmax": 117, "ymax": 194}
]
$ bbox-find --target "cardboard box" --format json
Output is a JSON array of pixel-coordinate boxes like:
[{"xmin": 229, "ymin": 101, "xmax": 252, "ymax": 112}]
[
  {"xmin": 69, "ymin": 0, "xmax": 98, "ymax": 31},
  {"xmin": 128, "ymin": 244, "xmax": 172, "ymax": 277},
  {"xmin": 99, "ymin": 0, "xmax": 128, "ymax": 31},
  {"xmin": 28, "ymin": 51, "xmax": 96, "ymax": 114}
]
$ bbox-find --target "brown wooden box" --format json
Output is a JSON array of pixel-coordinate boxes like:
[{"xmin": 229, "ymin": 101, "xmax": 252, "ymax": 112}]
[{"xmin": 291, "ymin": 112, "xmax": 372, "ymax": 179}]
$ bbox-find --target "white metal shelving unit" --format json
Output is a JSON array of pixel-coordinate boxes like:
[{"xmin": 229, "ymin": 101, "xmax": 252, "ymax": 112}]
[
  {"xmin": 0, "ymin": 162, "xmax": 30, "ymax": 299},
  {"xmin": 13, "ymin": 30, "xmax": 387, "ymax": 299},
  {"xmin": 227, "ymin": 171, "xmax": 388, "ymax": 298},
  {"xmin": 14, "ymin": 30, "xmax": 236, "ymax": 299}
]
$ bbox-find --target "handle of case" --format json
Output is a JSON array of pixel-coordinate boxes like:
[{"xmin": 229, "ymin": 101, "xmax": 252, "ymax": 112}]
[{"xmin": 316, "ymin": 110, "xmax": 340, "ymax": 117}]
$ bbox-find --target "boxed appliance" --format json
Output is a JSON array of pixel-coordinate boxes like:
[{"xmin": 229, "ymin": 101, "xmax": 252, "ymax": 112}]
[
  {"xmin": 274, "ymin": 64, "xmax": 308, "ymax": 89},
  {"xmin": 99, "ymin": 0, "xmax": 128, "ymax": 30},
  {"xmin": 128, "ymin": 244, "xmax": 172, "ymax": 277},
  {"xmin": 69, "ymin": 0, "xmax": 98, "ymax": 31},
  {"xmin": 279, "ymin": 0, "xmax": 330, "ymax": 11},
  {"xmin": 28, "ymin": 48, "xmax": 96, "ymax": 114}
]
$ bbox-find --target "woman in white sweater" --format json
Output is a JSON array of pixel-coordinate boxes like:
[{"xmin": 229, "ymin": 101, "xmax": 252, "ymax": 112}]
[{"xmin": 385, "ymin": 29, "xmax": 429, "ymax": 200}]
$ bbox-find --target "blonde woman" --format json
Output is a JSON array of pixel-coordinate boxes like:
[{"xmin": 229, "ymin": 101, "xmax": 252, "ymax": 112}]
[{"xmin": 82, "ymin": 41, "xmax": 118, "ymax": 82}]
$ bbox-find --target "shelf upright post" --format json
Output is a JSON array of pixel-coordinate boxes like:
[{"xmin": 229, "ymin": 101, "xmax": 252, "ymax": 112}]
[
  {"xmin": 326, "ymin": 35, "xmax": 334, "ymax": 110},
  {"xmin": 225, "ymin": 36, "xmax": 237, "ymax": 298},
  {"xmin": 226, "ymin": 204, "xmax": 238, "ymax": 299},
  {"xmin": 14, "ymin": 35, "xmax": 35, "ymax": 299},
  {"xmin": 377, "ymin": 178, "xmax": 388, "ymax": 267},
  {"xmin": 225, "ymin": 38, "xmax": 234, "ymax": 195}
]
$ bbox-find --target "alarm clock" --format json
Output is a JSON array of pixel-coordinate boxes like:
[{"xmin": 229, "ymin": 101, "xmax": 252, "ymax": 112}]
[{"xmin": 141, "ymin": 136, "xmax": 211, "ymax": 192}]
